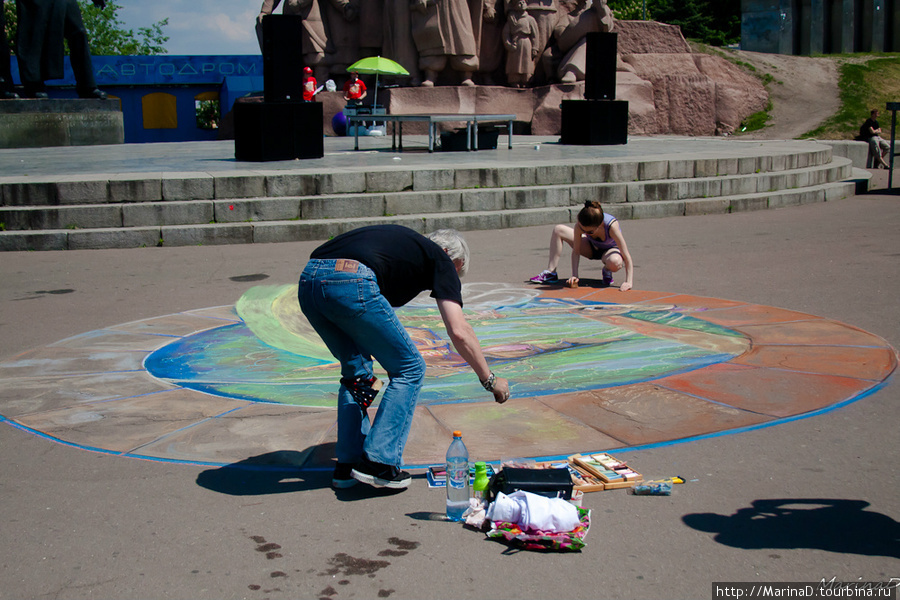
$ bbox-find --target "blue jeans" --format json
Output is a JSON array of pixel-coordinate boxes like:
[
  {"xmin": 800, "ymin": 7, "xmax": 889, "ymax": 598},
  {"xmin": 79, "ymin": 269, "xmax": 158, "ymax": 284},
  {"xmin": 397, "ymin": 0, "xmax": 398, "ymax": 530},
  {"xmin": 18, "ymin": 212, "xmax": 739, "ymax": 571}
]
[{"xmin": 298, "ymin": 259, "xmax": 426, "ymax": 467}]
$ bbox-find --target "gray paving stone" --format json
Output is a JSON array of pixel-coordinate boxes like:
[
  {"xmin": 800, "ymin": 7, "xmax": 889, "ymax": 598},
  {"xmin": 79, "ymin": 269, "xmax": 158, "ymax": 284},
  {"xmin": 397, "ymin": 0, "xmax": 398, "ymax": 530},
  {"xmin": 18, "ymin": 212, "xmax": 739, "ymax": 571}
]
[
  {"xmin": 461, "ymin": 189, "xmax": 504, "ymax": 212},
  {"xmin": 301, "ymin": 194, "xmax": 384, "ymax": 220},
  {"xmin": 252, "ymin": 221, "xmax": 340, "ymax": 244},
  {"xmin": 213, "ymin": 174, "xmax": 266, "ymax": 199},
  {"xmin": 455, "ymin": 168, "xmax": 499, "ymax": 189},
  {"xmin": 263, "ymin": 173, "xmax": 317, "ymax": 197},
  {"xmin": 0, "ymin": 230, "xmax": 67, "ymax": 251},
  {"xmin": 366, "ymin": 170, "xmax": 413, "ymax": 192},
  {"xmin": 412, "ymin": 169, "xmax": 455, "ymax": 192},
  {"xmin": 317, "ymin": 172, "xmax": 366, "ymax": 194},
  {"xmin": 631, "ymin": 200, "xmax": 685, "ymax": 219},
  {"xmin": 124, "ymin": 201, "xmax": 214, "ymax": 227},
  {"xmin": 1, "ymin": 204, "xmax": 124, "ymax": 230},
  {"xmin": 425, "ymin": 211, "xmax": 503, "ymax": 231},
  {"xmin": 502, "ymin": 207, "xmax": 570, "ymax": 228},
  {"xmin": 109, "ymin": 176, "xmax": 163, "ymax": 203},
  {"xmin": 162, "ymin": 174, "xmax": 215, "ymax": 201},
  {"xmin": 161, "ymin": 223, "xmax": 252, "ymax": 247},
  {"xmin": 570, "ymin": 183, "xmax": 627, "ymax": 204},
  {"xmin": 685, "ymin": 198, "xmax": 730, "ymax": 216},
  {"xmin": 497, "ymin": 167, "xmax": 536, "ymax": 187},
  {"xmin": 729, "ymin": 196, "xmax": 769, "ymax": 212},
  {"xmin": 212, "ymin": 198, "xmax": 300, "ymax": 223},
  {"xmin": 535, "ymin": 165, "xmax": 573, "ymax": 185},
  {"xmin": 638, "ymin": 160, "xmax": 668, "ymax": 181},
  {"xmin": 385, "ymin": 190, "xmax": 462, "ymax": 215},
  {"xmin": 572, "ymin": 163, "xmax": 610, "ymax": 184},
  {"xmin": 667, "ymin": 159, "xmax": 696, "ymax": 179},
  {"xmin": 504, "ymin": 186, "xmax": 569, "ymax": 209},
  {"xmin": 0, "ymin": 182, "xmax": 56, "ymax": 206},
  {"xmin": 68, "ymin": 227, "xmax": 160, "ymax": 250},
  {"xmin": 56, "ymin": 179, "xmax": 108, "ymax": 204}
]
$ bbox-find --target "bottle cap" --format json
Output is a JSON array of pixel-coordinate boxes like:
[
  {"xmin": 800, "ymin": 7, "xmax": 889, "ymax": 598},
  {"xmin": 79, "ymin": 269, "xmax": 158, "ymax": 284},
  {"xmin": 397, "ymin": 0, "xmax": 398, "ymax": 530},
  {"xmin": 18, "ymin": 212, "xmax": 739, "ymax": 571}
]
[{"xmin": 452, "ymin": 430, "xmax": 462, "ymax": 437}]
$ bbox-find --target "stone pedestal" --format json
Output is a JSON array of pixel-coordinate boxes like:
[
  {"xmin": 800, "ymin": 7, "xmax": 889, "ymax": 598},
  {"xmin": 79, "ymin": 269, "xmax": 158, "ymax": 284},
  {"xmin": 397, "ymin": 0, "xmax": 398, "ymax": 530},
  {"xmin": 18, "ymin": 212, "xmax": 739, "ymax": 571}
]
[{"xmin": 0, "ymin": 99, "xmax": 124, "ymax": 148}]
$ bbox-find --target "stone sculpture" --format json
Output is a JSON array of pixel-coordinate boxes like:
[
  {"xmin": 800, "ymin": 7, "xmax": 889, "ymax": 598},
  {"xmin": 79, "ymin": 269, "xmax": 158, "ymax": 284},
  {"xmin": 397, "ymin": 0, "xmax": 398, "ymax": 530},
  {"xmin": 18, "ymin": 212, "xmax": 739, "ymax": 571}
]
[
  {"xmin": 409, "ymin": 0, "xmax": 479, "ymax": 86},
  {"xmin": 320, "ymin": 0, "xmax": 360, "ymax": 75},
  {"xmin": 502, "ymin": 0, "xmax": 538, "ymax": 87},
  {"xmin": 15, "ymin": 0, "xmax": 108, "ymax": 99}
]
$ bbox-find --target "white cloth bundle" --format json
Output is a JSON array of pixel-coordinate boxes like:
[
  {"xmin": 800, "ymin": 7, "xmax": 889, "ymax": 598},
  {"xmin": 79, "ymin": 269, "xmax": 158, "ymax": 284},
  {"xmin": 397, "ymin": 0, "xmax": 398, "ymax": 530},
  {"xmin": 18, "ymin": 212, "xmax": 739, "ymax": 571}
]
[{"xmin": 485, "ymin": 490, "xmax": 580, "ymax": 533}]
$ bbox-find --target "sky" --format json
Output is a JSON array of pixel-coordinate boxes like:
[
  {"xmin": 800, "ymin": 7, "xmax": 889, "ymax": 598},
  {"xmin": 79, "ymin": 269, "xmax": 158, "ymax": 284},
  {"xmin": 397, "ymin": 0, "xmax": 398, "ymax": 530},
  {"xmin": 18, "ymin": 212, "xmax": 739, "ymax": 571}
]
[{"xmin": 116, "ymin": 1, "xmax": 262, "ymax": 56}]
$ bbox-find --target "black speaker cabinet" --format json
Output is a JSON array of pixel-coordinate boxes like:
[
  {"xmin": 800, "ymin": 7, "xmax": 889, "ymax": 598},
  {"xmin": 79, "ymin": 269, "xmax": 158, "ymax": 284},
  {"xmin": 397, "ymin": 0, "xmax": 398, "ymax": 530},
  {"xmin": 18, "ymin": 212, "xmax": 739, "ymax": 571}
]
[
  {"xmin": 560, "ymin": 99, "xmax": 628, "ymax": 145},
  {"xmin": 262, "ymin": 15, "xmax": 304, "ymax": 103},
  {"xmin": 234, "ymin": 101, "xmax": 324, "ymax": 161},
  {"xmin": 584, "ymin": 32, "xmax": 618, "ymax": 101}
]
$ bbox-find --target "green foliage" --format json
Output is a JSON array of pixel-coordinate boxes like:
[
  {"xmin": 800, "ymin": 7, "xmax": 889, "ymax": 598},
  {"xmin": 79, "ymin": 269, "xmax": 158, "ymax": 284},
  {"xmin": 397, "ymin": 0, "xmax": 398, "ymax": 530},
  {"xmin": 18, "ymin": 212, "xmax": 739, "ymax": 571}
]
[
  {"xmin": 606, "ymin": 0, "xmax": 647, "ymax": 20},
  {"xmin": 195, "ymin": 99, "xmax": 220, "ymax": 130},
  {"xmin": 78, "ymin": 1, "xmax": 168, "ymax": 55},
  {"xmin": 739, "ymin": 101, "xmax": 773, "ymax": 133},
  {"xmin": 803, "ymin": 56, "xmax": 900, "ymax": 139},
  {"xmin": 3, "ymin": 1, "xmax": 168, "ymax": 56},
  {"xmin": 646, "ymin": 0, "xmax": 740, "ymax": 46},
  {"xmin": 3, "ymin": 1, "xmax": 15, "ymax": 54}
]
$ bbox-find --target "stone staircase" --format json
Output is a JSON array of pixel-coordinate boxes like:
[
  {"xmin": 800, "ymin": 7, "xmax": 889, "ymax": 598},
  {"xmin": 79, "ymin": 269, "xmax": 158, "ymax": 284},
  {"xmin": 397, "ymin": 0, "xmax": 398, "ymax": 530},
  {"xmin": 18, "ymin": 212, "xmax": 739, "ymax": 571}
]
[{"xmin": 0, "ymin": 142, "xmax": 859, "ymax": 251}]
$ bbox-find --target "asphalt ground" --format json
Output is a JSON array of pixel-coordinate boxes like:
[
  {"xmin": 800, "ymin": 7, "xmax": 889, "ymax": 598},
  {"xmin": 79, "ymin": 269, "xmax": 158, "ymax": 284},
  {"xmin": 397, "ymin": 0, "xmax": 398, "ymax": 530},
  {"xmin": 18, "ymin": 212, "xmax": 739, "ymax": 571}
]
[{"xmin": 0, "ymin": 152, "xmax": 897, "ymax": 600}]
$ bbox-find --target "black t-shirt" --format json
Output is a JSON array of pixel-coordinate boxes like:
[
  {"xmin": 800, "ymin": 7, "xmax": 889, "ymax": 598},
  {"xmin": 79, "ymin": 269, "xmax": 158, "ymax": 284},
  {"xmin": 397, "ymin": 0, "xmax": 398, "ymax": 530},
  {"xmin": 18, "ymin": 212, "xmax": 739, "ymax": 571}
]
[
  {"xmin": 310, "ymin": 224, "xmax": 463, "ymax": 308},
  {"xmin": 860, "ymin": 118, "xmax": 879, "ymax": 139}
]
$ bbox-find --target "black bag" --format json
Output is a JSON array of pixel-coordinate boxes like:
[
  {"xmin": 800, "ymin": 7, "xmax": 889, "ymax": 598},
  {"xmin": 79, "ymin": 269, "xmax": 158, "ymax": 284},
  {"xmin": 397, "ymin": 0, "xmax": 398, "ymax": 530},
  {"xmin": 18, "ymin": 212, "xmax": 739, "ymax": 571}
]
[{"xmin": 488, "ymin": 467, "xmax": 573, "ymax": 502}]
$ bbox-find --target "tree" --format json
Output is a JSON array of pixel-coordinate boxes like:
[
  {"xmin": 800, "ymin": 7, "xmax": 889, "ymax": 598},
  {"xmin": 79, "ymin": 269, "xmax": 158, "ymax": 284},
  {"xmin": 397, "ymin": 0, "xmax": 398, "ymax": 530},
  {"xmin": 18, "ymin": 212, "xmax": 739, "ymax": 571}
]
[
  {"xmin": 647, "ymin": 0, "xmax": 740, "ymax": 46},
  {"xmin": 3, "ymin": 0, "xmax": 169, "ymax": 55},
  {"xmin": 79, "ymin": 1, "xmax": 168, "ymax": 55},
  {"xmin": 607, "ymin": 0, "xmax": 648, "ymax": 21},
  {"xmin": 606, "ymin": 0, "xmax": 741, "ymax": 47}
]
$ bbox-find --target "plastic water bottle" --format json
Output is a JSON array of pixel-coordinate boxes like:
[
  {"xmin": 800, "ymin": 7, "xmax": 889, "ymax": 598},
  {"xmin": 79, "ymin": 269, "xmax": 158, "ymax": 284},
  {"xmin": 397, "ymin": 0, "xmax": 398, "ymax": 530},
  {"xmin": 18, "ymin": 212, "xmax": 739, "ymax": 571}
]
[{"xmin": 445, "ymin": 430, "xmax": 470, "ymax": 521}]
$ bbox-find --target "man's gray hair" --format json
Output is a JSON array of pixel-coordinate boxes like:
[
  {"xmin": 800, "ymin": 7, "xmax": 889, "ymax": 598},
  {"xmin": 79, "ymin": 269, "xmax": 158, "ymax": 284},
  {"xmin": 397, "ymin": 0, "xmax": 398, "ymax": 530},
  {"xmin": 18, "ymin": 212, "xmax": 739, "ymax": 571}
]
[{"xmin": 427, "ymin": 229, "xmax": 470, "ymax": 277}]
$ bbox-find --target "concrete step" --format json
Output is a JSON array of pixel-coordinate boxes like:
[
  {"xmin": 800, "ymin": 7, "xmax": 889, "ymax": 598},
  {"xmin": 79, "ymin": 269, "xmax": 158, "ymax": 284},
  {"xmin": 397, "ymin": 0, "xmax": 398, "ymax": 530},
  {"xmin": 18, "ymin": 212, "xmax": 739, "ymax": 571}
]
[
  {"xmin": 0, "ymin": 158, "xmax": 853, "ymax": 233},
  {"xmin": 0, "ymin": 179, "xmax": 858, "ymax": 251},
  {"xmin": 0, "ymin": 145, "xmax": 836, "ymax": 207}
]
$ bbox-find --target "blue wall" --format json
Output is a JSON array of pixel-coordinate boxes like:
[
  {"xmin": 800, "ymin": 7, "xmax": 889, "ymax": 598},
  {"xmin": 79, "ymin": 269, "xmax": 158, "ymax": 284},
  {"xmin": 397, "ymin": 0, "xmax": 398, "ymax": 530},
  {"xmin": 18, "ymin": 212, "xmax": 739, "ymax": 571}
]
[{"xmin": 11, "ymin": 55, "xmax": 264, "ymax": 143}]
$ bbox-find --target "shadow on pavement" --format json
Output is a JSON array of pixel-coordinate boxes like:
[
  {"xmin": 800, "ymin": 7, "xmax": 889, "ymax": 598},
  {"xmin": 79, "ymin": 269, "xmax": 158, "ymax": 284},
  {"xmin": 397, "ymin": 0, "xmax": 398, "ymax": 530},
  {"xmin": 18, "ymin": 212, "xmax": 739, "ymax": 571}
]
[
  {"xmin": 195, "ymin": 450, "xmax": 423, "ymax": 500},
  {"xmin": 196, "ymin": 450, "xmax": 328, "ymax": 495},
  {"xmin": 683, "ymin": 498, "xmax": 900, "ymax": 558}
]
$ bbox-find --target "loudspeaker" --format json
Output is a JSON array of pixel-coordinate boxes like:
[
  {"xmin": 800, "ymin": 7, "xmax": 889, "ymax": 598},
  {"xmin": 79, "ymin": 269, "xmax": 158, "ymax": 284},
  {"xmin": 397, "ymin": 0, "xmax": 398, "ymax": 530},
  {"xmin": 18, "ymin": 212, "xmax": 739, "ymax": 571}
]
[
  {"xmin": 584, "ymin": 32, "xmax": 618, "ymax": 101},
  {"xmin": 560, "ymin": 99, "xmax": 628, "ymax": 145},
  {"xmin": 262, "ymin": 15, "xmax": 304, "ymax": 103},
  {"xmin": 234, "ymin": 101, "xmax": 324, "ymax": 161}
]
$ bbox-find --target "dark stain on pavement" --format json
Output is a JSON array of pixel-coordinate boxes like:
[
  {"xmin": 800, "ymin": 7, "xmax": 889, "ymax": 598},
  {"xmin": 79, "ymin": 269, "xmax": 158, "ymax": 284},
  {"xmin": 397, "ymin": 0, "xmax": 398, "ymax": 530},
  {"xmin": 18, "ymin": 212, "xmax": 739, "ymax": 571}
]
[
  {"xmin": 250, "ymin": 535, "xmax": 283, "ymax": 559},
  {"xmin": 230, "ymin": 273, "xmax": 270, "ymax": 282},
  {"xmin": 378, "ymin": 537, "xmax": 419, "ymax": 557},
  {"xmin": 321, "ymin": 553, "xmax": 389, "ymax": 577}
]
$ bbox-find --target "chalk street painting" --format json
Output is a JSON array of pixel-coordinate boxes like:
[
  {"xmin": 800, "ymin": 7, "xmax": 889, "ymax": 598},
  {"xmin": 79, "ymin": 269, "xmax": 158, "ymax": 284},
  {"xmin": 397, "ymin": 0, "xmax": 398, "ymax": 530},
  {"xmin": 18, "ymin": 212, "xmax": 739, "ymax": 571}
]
[
  {"xmin": 0, "ymin": 284, "xmax": 894, "ymax": 468},
  {"xmin": 145, "ymin": 283, "xmax": 747, "ymax": 407}
]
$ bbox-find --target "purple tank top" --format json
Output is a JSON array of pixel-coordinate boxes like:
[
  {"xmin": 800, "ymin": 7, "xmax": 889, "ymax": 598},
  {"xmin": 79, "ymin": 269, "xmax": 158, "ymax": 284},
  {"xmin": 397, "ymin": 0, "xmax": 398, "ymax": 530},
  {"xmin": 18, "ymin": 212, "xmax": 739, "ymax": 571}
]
[{"xmin": 585, "ymin": 213, "xmax": 618, "ymax": 253}]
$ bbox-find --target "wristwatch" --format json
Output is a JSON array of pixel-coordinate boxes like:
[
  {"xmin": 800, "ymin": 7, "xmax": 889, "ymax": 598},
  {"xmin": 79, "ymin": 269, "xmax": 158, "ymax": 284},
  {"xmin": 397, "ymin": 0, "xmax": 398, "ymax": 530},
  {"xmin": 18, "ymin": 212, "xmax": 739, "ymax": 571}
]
[{"xmin": 480, "ymin": 372, "xmax": 496, "ymax": 392}]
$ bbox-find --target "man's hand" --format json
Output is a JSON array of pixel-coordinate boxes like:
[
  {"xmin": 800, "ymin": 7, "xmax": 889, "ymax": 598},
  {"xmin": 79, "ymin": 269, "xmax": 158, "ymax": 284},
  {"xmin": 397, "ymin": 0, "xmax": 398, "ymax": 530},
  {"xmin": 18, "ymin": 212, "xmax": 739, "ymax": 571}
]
[{"xmin": 491, "ymin": 377, "xmax": 510, "ymax": 404}]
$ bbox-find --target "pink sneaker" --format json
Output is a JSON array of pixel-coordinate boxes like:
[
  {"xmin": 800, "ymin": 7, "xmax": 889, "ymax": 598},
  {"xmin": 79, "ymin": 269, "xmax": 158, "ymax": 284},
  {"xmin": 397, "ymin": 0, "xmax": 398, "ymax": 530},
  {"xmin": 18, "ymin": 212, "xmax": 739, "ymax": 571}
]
[{"xmin": 529, "ymin": 270, "xmax": 558, "ymax": 284}]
